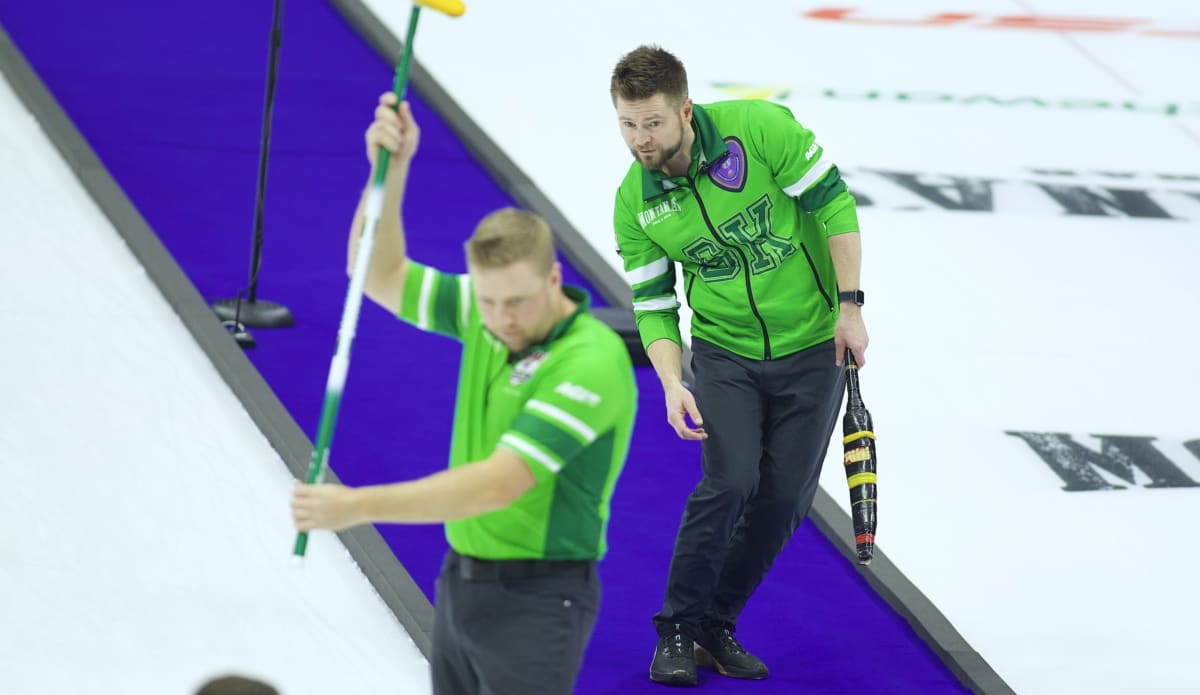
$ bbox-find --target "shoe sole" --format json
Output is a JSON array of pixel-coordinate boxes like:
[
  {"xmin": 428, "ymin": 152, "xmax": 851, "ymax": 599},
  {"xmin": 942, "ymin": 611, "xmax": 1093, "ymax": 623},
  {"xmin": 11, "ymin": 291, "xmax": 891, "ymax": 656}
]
[
  {"xmin": 649, "ymin": 670, "xmax": 698, "ymax": 687},
  {"xmin": 694, "ymin": 645, "xmax": 769, "ymax": 680}
]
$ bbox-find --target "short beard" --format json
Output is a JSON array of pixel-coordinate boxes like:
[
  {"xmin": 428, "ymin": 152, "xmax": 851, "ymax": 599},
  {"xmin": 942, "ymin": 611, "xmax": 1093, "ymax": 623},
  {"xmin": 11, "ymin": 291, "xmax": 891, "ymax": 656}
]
[{"xmin": 631, "ymin": 119, "xmax": 685, "ymax": 171}]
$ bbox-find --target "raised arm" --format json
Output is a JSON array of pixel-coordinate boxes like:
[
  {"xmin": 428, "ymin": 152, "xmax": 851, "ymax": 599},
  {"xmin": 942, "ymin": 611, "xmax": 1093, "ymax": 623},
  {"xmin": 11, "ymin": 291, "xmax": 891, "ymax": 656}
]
[{"xmin": 348, "ymin": 92, "xmax": 422, "ymax": 315}]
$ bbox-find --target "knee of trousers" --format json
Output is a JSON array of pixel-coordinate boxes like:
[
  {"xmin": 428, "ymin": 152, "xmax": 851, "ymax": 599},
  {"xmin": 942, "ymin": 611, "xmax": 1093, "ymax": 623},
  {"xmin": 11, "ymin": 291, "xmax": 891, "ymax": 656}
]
[
  {"xmin": 748, "ymin": 498, "xmax": 811, "ymax": 534},
  {"xmin": 754, "ymin": 481, "xmax": 821, "ymax": 510},
  {"xmin": 680, "ymin": 479, "xmax": 756, "ymax": 538},
  {"xmin": 692, "ymin": 473, "xmax": 758, "ymax": 509}
]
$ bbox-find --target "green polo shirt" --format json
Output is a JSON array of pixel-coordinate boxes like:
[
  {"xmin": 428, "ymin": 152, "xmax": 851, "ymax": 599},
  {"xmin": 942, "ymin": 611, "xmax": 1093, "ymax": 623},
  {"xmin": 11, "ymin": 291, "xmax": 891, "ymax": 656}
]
[
  {"xmin": 397, "ymin": 262, "xmax": 637, "ymax": 561},
  {"xmin": 614, "ymin": 99, "xmax": 861, "ymax": 360}
]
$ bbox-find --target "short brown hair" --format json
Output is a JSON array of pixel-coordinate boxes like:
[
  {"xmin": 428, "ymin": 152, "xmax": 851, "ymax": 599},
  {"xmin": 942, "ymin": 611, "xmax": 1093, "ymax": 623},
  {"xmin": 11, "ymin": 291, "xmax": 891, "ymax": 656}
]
[
  {"xmin": 610, "ymin": 45, "xmax": 688, "ymax": 107},
  {"xmin": 196, "ymin": 675, "xmax": 279, "ymax": 695},
  {"xmin": 464, "ymin": 208, "xmax": 555, "ymax": 274}
]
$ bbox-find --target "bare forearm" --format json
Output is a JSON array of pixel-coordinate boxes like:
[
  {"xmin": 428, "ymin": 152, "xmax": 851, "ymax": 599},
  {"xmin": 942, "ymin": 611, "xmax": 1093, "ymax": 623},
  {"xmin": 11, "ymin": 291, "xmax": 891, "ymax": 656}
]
[
  {"xmin": 353, "ymin": 463, "xmax": 511, "ymax": 524},
  {"xmin": 347, "ymin": 162, "xmax": 410, "ymax": 278},
  {"xmin": 292, "ymin": 451, "xmax": 535, "ymax": 533},
  {"xmin": 646, "ymin": 338, "xmax": 684, "ymax": 388},
  {"xmin": 828, "ymin": 231, "xmax": 862, "ymax": 293},
  {"xmin": 828, "ymin": 231, "xmax": 869, "ymax": 365}
]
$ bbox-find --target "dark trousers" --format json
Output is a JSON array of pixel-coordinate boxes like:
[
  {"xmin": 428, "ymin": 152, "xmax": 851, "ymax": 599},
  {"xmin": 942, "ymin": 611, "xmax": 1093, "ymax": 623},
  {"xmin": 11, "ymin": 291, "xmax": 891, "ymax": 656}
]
[
  {"xmin": 653, "ymin": 338, "xmax": 845, "ymax": 638},
  {"xmin": 431, "ymin": 550, "xmax": 601, "ymax": 695}
]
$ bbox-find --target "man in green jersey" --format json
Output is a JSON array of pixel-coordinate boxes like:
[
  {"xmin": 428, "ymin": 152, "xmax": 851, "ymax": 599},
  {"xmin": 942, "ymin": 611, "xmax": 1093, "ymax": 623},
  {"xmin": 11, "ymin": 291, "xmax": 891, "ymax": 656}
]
[
  {"xmin": 291, "ymin": 92, "xmax": 638, "ymax": 695},
  {"xmin": 609, "ymin": 46, "xmax": 870, "ymax": 686}
]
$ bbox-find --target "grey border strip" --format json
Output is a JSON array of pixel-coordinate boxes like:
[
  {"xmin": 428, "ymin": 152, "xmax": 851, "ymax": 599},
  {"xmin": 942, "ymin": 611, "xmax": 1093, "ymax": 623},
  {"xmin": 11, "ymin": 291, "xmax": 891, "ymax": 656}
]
[
  {"xmin": 0, "ymin": 21, "xmax": 434, "ymax": 658},
  {"xmin": 808, "ymin": 491, "xmax": 1014, "ymax": 694},
  {"xmin": 328, "ymin": 3, "xmax": 1013, "ymax": 693}
]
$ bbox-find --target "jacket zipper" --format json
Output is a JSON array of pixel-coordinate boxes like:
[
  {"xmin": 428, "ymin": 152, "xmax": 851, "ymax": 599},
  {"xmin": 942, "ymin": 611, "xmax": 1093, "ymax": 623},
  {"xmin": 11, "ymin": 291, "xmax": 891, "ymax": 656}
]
[
  {"xmin": 686, "ymin": 172, "xmax": 772, "ymax": 360},
  {"xmin": 798, "ymin": 242, "xmax": 835, "ymax": 311}
]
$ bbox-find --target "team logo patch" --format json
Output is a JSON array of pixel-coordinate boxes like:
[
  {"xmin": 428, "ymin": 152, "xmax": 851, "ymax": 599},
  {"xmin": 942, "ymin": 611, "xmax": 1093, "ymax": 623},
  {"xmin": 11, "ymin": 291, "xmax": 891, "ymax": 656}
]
[
  {"xmin": 708, "ymin": 137, "xmax": 747, "ymax": 192},
  {"xmin": 510, "ymin": 351, "xmax": 548, "ymax": 385}
]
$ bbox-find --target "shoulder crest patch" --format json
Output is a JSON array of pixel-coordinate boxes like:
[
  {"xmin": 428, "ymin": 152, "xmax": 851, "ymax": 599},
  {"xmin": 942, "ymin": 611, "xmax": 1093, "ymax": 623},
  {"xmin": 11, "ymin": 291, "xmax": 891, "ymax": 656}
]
[
  {"xmin": 709, "ymin": 137, "xmax": 747, "ymax": 193},
  {"xmin": 510, "ymin": 350, "xmax": 548, "ymax": 385}
]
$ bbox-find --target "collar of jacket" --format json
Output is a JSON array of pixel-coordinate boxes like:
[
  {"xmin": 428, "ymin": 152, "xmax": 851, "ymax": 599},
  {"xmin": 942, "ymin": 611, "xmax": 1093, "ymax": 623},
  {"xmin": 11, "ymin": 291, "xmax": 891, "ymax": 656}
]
[{"xmin": 640, "ymin": 103, "xmax": 730, "ymax": 201}]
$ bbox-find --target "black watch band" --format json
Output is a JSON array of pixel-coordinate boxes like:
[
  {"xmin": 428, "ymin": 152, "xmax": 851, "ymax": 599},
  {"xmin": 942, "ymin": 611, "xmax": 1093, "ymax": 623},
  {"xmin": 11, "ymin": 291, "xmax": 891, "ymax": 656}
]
[{"xmin": 838, "ymin": 290, "xmax": 865, "ymax": 307}]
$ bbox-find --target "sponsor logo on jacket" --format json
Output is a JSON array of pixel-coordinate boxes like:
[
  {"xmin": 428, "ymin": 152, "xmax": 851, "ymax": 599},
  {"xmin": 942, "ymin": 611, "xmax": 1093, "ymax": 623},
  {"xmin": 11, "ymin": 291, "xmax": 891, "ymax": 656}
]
[{"xmin": 637, "ymin": 198, "xmax": 682, "ymax": 228}]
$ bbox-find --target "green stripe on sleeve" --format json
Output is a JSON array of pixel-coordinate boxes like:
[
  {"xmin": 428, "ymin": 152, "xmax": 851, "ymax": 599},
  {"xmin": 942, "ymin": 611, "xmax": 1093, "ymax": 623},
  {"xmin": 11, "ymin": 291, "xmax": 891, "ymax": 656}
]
[
  {"xmin": 396, "ymin": 262, "xmax": 468, "ymax": 340},
  {"xmin": 499, "ymin": 431, "xmax": 566, "ymax": 483},
  {"xmin": 632, "ymin": 273, "xmax": 676, "ymax": 301},
  {"xmin": 398, "ymin": 263, "xmax": 429, "ymax": 324},
  {"xmin": 634, "ymin": 311, "xmax": 682, "ymax": 349},
  {"xmin": 798, "ymin": 165, "xmax": 849, "ymax": 212},
  {"xmin": 818, "ymin": 189, "xmax": 861, "ymax": 236},
  {"xmin": 511, "ymin": 412, "xmax": 586, "ymax": 461},
  {"xmin": 430, "ymin": 271, "xmax": 461, "ymax": 337}
]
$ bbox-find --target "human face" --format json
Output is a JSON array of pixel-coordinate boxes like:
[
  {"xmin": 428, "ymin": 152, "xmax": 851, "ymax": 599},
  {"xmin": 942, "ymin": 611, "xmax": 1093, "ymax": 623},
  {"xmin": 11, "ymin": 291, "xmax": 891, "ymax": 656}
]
[
  {"xmin": 471, "ymin": 259, "xmax": 562, "ymax": 354},
  {"xmin": 616, "ymin": 93, "xmax": 692, "ymax": 175}
]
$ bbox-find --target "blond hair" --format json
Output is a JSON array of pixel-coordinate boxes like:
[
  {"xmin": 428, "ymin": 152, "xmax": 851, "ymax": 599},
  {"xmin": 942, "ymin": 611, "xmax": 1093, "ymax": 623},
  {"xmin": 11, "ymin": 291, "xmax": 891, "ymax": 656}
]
[{"xmin": 464, "ymin": 208, "xmax": 555, "ymax": 274}]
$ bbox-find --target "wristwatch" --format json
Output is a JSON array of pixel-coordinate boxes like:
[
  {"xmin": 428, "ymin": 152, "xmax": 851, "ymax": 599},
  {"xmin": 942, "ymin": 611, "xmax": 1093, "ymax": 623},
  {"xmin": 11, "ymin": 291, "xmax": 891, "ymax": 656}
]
[{"xmin": 838, "ymin": 290, "xmax": 865, "ymax": 307}]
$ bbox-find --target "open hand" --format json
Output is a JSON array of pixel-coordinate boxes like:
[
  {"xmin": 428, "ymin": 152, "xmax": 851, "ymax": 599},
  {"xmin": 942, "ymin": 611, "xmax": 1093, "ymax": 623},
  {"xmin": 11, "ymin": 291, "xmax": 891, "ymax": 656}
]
[{"xmin": 664, "ymin": 382, "xmax": 707, "ymax": 441}]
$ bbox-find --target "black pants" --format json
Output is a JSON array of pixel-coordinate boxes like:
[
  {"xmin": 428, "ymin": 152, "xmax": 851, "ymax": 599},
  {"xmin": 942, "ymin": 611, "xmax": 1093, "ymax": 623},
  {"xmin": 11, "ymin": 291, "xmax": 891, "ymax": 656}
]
[
  {"xmin": 431, "ymin": 550, "xmax": 601, "ymax": 695},
  {"xmin": 653, "ymin": 338, "xmax": 845, "ymax": 638}
]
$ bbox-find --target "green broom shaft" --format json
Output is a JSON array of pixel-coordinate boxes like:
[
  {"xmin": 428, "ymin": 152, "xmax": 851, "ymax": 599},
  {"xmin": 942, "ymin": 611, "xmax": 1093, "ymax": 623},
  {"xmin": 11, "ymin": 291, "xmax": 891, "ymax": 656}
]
[{"xmin": 292, "ymin": 6, "xmax": 422, "ymax": 559}]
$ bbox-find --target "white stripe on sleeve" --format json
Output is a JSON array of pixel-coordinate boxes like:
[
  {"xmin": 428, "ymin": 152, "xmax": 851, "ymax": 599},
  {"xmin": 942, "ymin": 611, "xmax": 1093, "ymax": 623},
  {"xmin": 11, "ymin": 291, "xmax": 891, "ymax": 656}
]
[
  {"xmin": 500, "ymin": 434, "xmax": 563, "ymax": 473},
  {"xmin": 626, "ymin": 257, "xmax": 670, "ymax": 286},
  {"xmin": 417, "ymin": 267, "xmax": 435, "ymax": 330},
  {"xmin": 526, "ymin": 399, "xmax": 597, "ymax": 443},
  {"xmin": 458, "ymin": 273, "xmax": 470, "ymax": 332},
  {"xmin": 633, "ymin": 296, "xmax": 680, "ymax": 312},
  {"xmin": 782, "ymin": 158, "xmax": 834, "ymax": 199}
]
